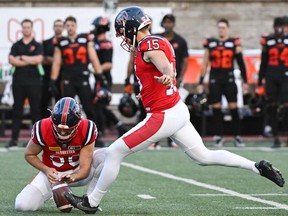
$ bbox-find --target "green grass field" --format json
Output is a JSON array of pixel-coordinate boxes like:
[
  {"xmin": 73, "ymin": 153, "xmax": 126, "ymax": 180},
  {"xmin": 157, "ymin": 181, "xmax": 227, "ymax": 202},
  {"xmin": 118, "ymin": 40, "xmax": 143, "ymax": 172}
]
[{"xmin": 1, "ymin": 142, "xmax": 288, "ymax": 216}]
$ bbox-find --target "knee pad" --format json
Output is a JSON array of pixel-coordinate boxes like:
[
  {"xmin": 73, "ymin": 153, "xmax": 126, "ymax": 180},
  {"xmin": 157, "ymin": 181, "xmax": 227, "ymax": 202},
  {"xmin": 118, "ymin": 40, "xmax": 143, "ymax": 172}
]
[
  {"xmin": 93, "ymin": 148, "xmax": 106, "ymax": 169},
  {"xmin": 265, "ymin": 103, "xmax": 277, "ymax": 114},
  {"xmin": 277, "ymin": 104, "xmax": 288, "ymax": 121}
]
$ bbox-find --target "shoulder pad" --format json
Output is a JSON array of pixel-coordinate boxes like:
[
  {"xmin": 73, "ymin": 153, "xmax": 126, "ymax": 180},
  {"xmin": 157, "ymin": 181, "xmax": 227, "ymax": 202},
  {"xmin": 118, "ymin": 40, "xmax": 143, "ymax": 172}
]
[
  {"xmin": 82, "ymin": 119, "xmax": 97, "ymax": 145},
  {"xmin": 100, "ymin": 40, "xmax": 113, "ymax": 49},
  {"xmin": 32, "ymin": 119, "xmax": 46, "ymax": 146},
  {"xmin": 260, "ymin": 35, "xmax": 267, "ymax": 45},
  {"xmin": 87, "ymin": 34, "xmax": 94, "ymax": 41},
  {"xmin": 233, "ymin": 37, "xmax": 241, "ymax": 46},
  {"xmin": 203, "ymin": 38, "xmax": 209, "ymax": 47},
  {"xmin": 138, "ymin": 36, "xmax": 167, "ymax": 52},
  {"xmin": 78, "ymin": 33, "xmax": 93, "ymax": 41},
  {"xmin": 52, "ymin": 37, "xmax": 59, "ymax": 45},
  {"xmin": 204, "ymin": 38, "xmax": 218, "ymax": 48}
]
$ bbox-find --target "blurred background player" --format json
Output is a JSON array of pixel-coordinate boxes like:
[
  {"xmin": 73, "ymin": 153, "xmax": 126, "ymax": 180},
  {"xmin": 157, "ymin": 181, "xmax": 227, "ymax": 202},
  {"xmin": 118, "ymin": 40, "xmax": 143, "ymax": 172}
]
[
  {"xmin": 90, "ymin": 16, "xmax": 128, "ymax": 147},
  {"xmin": 6, "ymin": 19, "xmax": 43, "ymax": 148},
  {"xmin": 41, "ymin": 19, "xmax": 64, "ymax": 118},
  {"xmin": 158, "ymin": 14, "xmax": 189, "ymax": 88},
  {"xmin": 14, "ymin": 97, "xmax": 105, "ymax": 211},
  {"xmin": 50, "ymin": 16, "xmax": 102, "ymax": 121},
  {"xmin": 258, "ymin": 17, "xmax": 288, "ymax": 148},
  {"xmin": 283, "ymin": 16, "xmax": 288, "ymax": 35},
  {"xmin": 198, "ymin": 18, "xmax": 248, "ymax": 147},
  {"xmin": 153, "ymin": 13, "xmax": 189, "ymax": 149}
]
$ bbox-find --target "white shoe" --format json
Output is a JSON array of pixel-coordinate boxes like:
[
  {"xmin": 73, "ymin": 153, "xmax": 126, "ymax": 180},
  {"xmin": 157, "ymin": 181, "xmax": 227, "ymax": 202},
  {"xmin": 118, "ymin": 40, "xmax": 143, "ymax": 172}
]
[
  {"xmin": 234, "ymin": 136, "xmax": 246, "ymax": 147},
  {"xmin": 213, "ymin": 136, "xmax": 224, "ymax": 147}
]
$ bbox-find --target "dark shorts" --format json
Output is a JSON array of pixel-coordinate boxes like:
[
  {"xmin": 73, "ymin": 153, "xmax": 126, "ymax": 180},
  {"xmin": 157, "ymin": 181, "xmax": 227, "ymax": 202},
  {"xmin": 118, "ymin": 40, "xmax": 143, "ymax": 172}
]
[
  {"xmin": 208, "ymin": 81, "xmax": 238, "ymax": 104},
  {"xmin": 265, "ymin": 77, "xmax": 288, "ymax": 103}
]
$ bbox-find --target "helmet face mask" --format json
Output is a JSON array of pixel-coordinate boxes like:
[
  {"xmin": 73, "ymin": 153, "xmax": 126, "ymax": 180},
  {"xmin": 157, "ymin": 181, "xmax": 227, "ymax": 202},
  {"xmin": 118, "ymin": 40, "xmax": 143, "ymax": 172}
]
[
  {"xmin": 52, "ymin": 123, "xmax": 79, "ymax": 141},
  {"xmin": 51, "ymin": 97, "xmax": 82, "ymax": 143},
  {"xmin": 185, "ymin": 93, "xmax": 209, "ymax": 116},
  {"xmin": 114, "ymin": 6, "xmax": 151, "ymax": 52},
  {"xmin": 117, "ymin": 33, "xmax": 135, "ymax": 52}
]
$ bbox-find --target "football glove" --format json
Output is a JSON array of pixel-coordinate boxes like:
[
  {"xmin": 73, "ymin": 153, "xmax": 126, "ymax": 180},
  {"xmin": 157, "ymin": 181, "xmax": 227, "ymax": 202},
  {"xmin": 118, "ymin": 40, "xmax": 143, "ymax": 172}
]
[
  {"xmin": 49, "ymin": 80, "xmax": 59, "ymax": 97},
  {"xmin": 124, "ymin": 77, "xmax": 133, "ymax": 94}
]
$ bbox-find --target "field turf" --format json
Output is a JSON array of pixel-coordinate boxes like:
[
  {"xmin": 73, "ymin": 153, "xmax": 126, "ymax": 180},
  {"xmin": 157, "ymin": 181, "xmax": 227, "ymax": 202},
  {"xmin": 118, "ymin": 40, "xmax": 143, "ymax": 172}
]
[{"xmin": 0, "ymin": 141, "xmax": 288, "ymax": 216}]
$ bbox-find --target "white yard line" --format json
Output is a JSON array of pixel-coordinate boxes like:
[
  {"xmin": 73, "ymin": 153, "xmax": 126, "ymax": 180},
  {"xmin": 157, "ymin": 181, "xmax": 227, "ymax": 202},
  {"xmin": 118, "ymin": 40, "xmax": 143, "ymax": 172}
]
[
  {"xmin": 122, "ymin": 162, "xmax": 288, "ymax": 210},
  {"xmin": 235, "ymin": 207, "xmax": 281, "ymax": 210},
  {"xmin": 137, "ymin": 194, "xmax": 156, "ymax": 199},
  {"xmin": 190, "ymin": 193, "xmax": 288, "ymax": 197}
]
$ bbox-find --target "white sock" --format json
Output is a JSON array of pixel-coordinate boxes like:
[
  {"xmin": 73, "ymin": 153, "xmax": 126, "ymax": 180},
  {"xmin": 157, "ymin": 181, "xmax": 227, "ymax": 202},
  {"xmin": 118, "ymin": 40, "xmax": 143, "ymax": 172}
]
[{"xmin": 88, "ymin": 187, "xmax": 107, "ymax": 207}]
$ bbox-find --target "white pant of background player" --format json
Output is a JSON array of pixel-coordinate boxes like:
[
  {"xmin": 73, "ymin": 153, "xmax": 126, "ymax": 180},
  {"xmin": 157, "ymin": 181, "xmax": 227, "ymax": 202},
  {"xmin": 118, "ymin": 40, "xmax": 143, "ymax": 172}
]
[{"xmin": 15, "ymin": 148, "xmax": 105, "ymax": 211}]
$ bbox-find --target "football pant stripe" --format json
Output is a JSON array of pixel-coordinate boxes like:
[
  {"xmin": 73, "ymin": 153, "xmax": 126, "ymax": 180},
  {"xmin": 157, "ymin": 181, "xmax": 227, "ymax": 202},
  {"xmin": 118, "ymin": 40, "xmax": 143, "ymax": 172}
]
[{"xmin": 123, "ymin": 112, "xmax": 165, "ymax": 149}]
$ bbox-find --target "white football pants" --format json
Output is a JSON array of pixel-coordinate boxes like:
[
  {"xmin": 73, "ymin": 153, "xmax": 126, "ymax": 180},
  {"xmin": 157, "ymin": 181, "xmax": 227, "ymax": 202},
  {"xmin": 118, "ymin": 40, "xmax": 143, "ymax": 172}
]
[{"xmin": 88, "ymin": 100, "xmax": 259, "ymax": 207}]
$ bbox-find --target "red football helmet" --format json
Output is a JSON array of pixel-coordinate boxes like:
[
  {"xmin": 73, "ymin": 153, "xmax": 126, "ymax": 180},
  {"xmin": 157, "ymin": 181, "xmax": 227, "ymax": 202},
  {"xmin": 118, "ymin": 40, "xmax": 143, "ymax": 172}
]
[{"xmin": 51, "ymin": 97, "xmax": 82, "ymax": 143}]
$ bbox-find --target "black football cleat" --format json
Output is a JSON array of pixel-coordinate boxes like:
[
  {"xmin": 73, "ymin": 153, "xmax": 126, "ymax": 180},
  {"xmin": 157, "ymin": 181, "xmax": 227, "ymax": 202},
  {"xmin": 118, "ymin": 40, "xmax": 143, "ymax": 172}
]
[
  {"xmin": 64, "ymin": 192, "xmax": 99, "ymax": 214},
  {"xmin": 64, "ymin": 191, "xmax": 84, "ymax": 208},
  {"xmin": 255, "ymin": 160, "xmax": 285, "ymax": 187}
]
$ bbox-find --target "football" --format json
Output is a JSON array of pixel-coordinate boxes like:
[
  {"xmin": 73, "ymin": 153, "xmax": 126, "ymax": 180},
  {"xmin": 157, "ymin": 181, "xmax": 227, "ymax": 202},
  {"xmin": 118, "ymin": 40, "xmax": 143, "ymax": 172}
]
[{"xmin": 52, "ymin": 180, "xmax": 73, "ymax": 213}]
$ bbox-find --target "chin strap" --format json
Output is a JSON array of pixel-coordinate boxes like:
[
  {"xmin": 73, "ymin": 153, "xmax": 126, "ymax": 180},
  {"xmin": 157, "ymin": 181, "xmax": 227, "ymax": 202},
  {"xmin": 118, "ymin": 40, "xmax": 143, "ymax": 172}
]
[{"xmin": 131, "ymin": 27, "xmax": 137, "ymax": 51}]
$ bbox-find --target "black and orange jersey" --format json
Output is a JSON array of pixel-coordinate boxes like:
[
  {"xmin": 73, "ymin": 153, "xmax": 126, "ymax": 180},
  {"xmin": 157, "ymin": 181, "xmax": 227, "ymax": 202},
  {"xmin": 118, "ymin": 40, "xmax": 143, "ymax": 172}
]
[
  {"xmin": 260, "ymin": 34, "xmax": 288, "ymax": 76},
  {"xmin": 94, "ymin": 38, "xmax": 113, "ymax": 66},
  {"xmin": 203, "ymin": 37, "xmax": 240, "ymax": 81},
  {"xmin": 94, "ymin": 38, "xmax": 113, "ymax": 87},
  {"xmin": 54, "ymin": 33, "xmax": 93, "ymax": 77}
]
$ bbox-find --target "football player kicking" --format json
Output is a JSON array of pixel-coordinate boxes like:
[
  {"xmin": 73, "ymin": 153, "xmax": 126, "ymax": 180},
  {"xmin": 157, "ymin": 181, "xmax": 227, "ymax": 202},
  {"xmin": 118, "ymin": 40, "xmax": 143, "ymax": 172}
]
[
  {"xmin": 15, "ymin": 97, "xmax": 105, "ymax": 212},
  {"xmin": 65, "ymin": 6, "xmax": 285, "ymax": 214}
]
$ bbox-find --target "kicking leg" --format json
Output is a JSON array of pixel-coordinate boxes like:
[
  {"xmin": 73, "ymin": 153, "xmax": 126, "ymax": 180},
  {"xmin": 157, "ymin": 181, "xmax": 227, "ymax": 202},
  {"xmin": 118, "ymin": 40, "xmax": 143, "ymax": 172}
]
[{"xmin": 172, "ymin": 122, "xmax": 284, "ymax": 187}]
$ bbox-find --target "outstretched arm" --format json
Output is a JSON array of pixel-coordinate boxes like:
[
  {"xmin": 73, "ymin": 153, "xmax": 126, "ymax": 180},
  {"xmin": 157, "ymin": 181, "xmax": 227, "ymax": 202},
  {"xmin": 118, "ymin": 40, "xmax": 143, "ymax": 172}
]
[{"xmin": 144, "ymin": 50, "xmax": 175, "ymax": 86}]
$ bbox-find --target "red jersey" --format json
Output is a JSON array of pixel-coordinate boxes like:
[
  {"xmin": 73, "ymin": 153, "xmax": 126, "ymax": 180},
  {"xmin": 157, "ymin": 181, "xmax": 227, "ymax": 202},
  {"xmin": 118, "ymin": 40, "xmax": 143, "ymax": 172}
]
[
  {"xmin": 32, "ymin": 118, "xmax": 97, "ymax": 172},
  {"xmin": 135, "ymin": 35, "xmax": 181, "ymax": 113}
]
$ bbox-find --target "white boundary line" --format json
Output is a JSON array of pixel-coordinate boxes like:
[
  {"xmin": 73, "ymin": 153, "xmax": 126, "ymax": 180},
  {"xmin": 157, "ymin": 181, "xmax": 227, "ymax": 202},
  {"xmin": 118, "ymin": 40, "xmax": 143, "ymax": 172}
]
[{"xmin": 122, "ymin": 162, "xmax": 288, "ymax": 210}]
